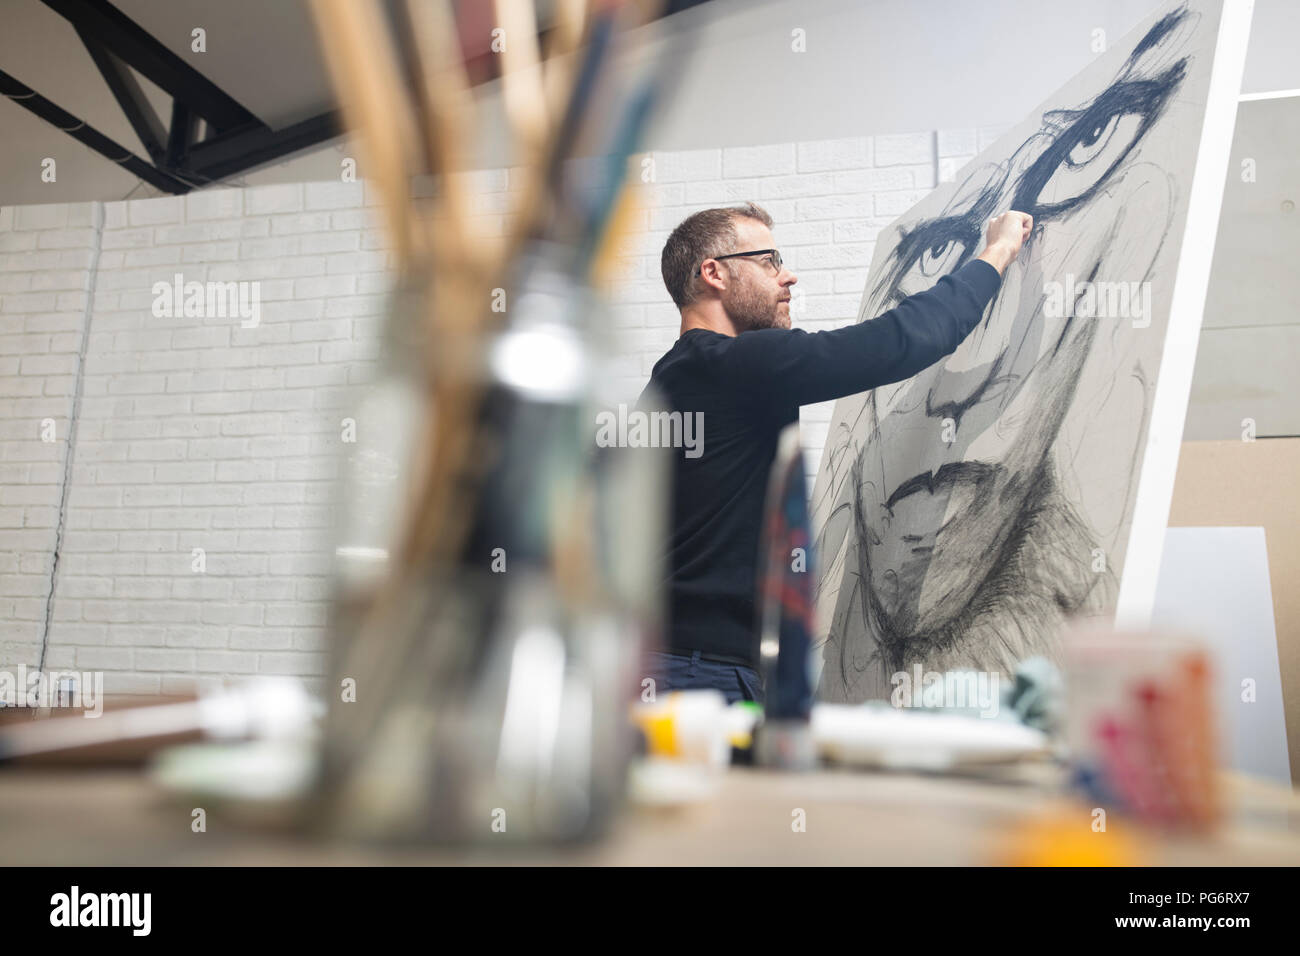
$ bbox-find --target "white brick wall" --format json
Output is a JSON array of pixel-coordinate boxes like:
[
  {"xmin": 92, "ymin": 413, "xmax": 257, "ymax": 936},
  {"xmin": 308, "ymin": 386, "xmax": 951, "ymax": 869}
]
[
  {"xmin": 0, "ymin": 201, "xmax": 101, "ymax": 678},
  {"xmin": 1, "ymin": 125, "xmax": 1003, "ymax": 695},
  {"xmin": 2, "ymin": 184, "xmax": 399, "ymax": 696}
]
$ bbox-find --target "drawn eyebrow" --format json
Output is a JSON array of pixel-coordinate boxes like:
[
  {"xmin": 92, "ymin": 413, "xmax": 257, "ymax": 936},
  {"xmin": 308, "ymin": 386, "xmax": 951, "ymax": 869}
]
[
  {"xmin": 895, "ymin": 215, "xmax": 983, "ymax": 263},
  {"xmin": 1126, "ymin": 5, "xmax": 1190, "ymax": 68},
  {"xmin": 1011, "ymin": 63, "xmax": 1187, "ymax": 217}
]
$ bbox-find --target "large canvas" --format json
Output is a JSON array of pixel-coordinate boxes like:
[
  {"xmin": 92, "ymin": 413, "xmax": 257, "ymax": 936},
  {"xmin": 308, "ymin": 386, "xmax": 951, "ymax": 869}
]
[{"xmin": 810, "ymin": 0, "xmax": 1251, "ymax": 702}]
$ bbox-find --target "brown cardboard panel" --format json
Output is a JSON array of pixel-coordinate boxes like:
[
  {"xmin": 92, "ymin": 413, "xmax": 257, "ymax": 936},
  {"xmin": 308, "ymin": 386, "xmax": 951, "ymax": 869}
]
[{"xmin": 1168, "ymin": 438, "xmax": 1300, "ymax": 785}]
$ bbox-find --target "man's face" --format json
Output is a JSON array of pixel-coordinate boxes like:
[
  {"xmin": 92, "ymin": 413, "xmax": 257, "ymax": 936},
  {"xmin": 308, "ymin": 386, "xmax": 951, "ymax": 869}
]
[{"xmin": 718, "ymin": 220, "xmax": 797, "ymax": 332}]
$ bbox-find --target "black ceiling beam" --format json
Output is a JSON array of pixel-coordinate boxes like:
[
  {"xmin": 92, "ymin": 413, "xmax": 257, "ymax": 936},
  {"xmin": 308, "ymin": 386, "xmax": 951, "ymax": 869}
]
[
  {"xmin": 75, "ymin": 25, "xmax": 166, "ymax": 165},
  {"xmin": 13, "ymin": 0, "xmax": 708, "ymax": 194},
  {"xmin": 165, "ymin": 100, "xmax": 197, "ymax": 169},
  {"xmin": 39, "ymin": 0, "xmax": 258, "ymax": 133},
  {"xmin": 181, "ymin": 112, "xmax": 341, "ymax": 183},
  {"xmin": 0, "ymin": 67, "xmax": 190, "ymax": 194}
]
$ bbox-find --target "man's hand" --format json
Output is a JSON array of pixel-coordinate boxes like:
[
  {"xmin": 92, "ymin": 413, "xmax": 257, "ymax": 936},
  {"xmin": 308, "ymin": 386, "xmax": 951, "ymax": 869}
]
[{"xmin": 976, "ymin": 211, "xmax": 1033, "ymax": 275}]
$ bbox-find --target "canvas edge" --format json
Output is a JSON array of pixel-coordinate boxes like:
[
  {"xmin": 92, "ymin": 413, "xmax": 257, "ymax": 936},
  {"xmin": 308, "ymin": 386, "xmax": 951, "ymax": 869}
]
[{"xmin": 1114, "ymin": 0, "xmax": 1256, "ymax": 628}]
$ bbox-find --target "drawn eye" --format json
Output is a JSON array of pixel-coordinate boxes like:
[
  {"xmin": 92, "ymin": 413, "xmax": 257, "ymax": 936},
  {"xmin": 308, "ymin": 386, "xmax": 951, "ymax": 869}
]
[
  {"xmin": 1070, "ymin": 113, "xmax": 1123, "ymax": 163},
  {"xmin": 1036, "ymin": 111, "xmax": 1144, "ymax": 206},
  {"xmin": 917, "ymin": 238, "xmax": 967, "ymax": 278},
  {"xmin": 874, "ymin": 217, "xmax": 981, "ymax": 310},
  {"xmin": 1013, "ymin": 65, "xmax": 1187, "ymax": 217}
]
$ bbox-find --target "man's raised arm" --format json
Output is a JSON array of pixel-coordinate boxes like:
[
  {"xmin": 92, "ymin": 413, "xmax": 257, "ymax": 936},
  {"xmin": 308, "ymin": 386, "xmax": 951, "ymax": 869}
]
[{"xmin": 723, "ymin": 211, "xmax": 1032, "ymax": 408}]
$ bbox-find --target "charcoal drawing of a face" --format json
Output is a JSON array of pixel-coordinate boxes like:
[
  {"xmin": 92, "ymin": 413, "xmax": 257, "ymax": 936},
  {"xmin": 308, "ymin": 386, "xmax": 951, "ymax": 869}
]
[{"xmin": 812, "ymin": 4, "xmax": 1209, "ymax": 702}]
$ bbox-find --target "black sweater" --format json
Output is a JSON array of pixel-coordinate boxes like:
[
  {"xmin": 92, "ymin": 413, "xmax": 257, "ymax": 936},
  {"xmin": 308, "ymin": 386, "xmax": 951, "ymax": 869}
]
[{"xmin": 638, "ymin": 257, "xmax": 1003, "ymax": 666}]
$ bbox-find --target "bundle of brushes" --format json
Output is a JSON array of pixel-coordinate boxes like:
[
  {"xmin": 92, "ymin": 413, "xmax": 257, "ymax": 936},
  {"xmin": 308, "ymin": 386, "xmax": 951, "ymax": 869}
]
[{"xmin": 304, "ymin": 0, "xmax": 692, "ymax": 844}]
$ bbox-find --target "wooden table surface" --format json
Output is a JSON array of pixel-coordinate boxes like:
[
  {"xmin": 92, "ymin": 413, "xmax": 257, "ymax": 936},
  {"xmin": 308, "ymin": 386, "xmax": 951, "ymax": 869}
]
[{"xmin": 2, "ymin": 760, "xmax": 1298, "ymax": 865}]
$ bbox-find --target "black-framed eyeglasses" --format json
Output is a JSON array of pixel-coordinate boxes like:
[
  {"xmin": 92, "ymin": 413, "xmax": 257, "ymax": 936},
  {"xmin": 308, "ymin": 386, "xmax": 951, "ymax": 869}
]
[{"xmin": 698, "ymin": 248, "xmax": 783, "ymax": 275}]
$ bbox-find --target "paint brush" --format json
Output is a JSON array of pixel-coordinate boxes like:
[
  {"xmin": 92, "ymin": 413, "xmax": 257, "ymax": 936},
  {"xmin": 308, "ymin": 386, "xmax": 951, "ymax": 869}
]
[
  {"xmin": 495, "ymin": 0, "xmax": 551, "ymax": 170},
  {"xmin": 387, "ymin": 0, "xmax": 627, "ymax": 581},
  {"xmin": 308, "ymin": 0, "xmax": 424, "ymax": 269},
  {"xmin": 401, "ymin": 0, "xmax": 481, "ymax": 263},
  {"xmin": 542, "ymin": 0, "xmax": 592, "ymax": 116}
]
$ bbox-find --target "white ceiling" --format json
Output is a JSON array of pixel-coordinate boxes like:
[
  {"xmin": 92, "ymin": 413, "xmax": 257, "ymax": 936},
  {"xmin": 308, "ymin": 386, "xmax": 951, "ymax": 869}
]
[
  {"xmin": 1, "ymin": 0, "xmax": 1298, "ymax": 206},
  {"xmin": 0, "ymin": 0, "xmax": 342, "ymax": 204},
  {"xmin": 112, "ymin": 0, "xmax": 334, "ymax": 130}
]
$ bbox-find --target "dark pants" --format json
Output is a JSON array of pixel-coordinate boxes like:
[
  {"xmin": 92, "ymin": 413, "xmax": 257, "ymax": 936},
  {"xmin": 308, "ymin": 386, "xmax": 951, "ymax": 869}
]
[{"xmin": 642, "ymin": 649, "xmax": 765, "ymax": 706}]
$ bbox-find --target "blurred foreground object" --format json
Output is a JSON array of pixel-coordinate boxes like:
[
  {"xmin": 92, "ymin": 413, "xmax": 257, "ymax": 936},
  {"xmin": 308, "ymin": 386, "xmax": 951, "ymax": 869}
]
[
  {"xmin": 0, "ymin": 678, "xmax": 318, "ymax": 769},
  {"xmin": 631, "ymin": 690, "xmax": 759, "ymax": 767},
  {"xmin": 1066, "ymin": 625, "xmax": 1221, "ymax": 832},
  {"xmin": 1005, "ymin": 657, "xmax": 1066, "ymax": 736},
  {"xmin": 754, "ymin": 424, "xmax": 817, "ymax": 770},
  {"xmin": 307, "ymin": 0, "xmax": 691, "ymax": 844},
  {"xmin": 996, "ymin": 810, "xmax": 1148, "ymax": 866},
  {"xmin": 811, "ymin": 703, "xmax": 1050, "ymax": 771},
  {"xmin": 320, "ymin": 245, "xmax": 669, "ymax": 844}
]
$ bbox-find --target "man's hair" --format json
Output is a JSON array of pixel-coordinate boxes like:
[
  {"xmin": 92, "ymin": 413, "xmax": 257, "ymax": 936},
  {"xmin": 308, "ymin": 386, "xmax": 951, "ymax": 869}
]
[{"xmin": 660, "ymin": 201, "xmax": 774, "ymax": 310}]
